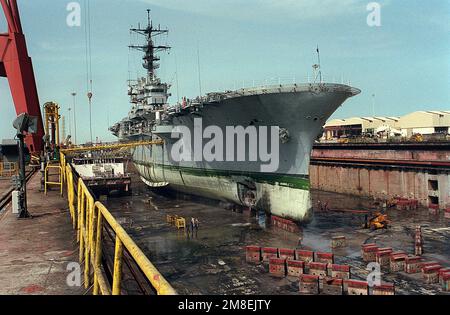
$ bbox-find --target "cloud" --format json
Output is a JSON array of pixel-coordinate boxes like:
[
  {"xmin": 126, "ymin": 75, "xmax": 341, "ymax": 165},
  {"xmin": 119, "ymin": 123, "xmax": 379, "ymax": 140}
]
[{"xmin": 137, "ymin": 0, "xmax": 373, "ymax": 22}]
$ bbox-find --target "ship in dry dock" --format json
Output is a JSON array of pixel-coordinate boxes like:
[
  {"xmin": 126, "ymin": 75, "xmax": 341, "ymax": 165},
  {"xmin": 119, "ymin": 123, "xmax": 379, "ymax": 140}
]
[{"xmin": 110, "ymin": 11, "xmax": 361, "ymax": 222}]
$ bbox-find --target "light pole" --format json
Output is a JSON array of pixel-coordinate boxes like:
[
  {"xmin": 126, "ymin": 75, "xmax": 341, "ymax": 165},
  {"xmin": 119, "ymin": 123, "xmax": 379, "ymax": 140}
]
[
  {"xmin": 71, "ymin": 92, "xmax": 77, "ymax": 145},
  {"xmin": 67, "ymin": 107, "xmax": 72, "ymax": 140}
]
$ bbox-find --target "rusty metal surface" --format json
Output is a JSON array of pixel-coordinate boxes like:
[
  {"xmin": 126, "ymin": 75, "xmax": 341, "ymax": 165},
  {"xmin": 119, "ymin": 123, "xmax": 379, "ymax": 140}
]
[
  {"xmin": 311, "ymin": 156, "xmax": 450, "ymax": 170},
  {"xmin": 0, "ymin": 172, "xmax": 83, "ymax": 295}
]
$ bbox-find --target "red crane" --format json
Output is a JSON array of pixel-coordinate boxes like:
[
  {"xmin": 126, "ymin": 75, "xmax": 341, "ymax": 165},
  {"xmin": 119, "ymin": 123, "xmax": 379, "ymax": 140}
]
[{"xmin": 0, "ymin": 0, "xmax": 44, "ymax": 154}]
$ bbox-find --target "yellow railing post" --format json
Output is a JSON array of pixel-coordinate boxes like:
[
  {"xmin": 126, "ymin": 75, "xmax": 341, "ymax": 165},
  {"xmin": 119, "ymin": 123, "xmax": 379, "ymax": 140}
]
[
  {"xmin": 93, "ymin": 205, "xmax": 103, "ymax": 295},
  {"xmin": 83, "ymin": 194, "xmax": 93, "ymax": 289},
  {"xmin": 88, "ymin": 196, "xmax": 96, "ymax": 273},
  {"xmin": 112, "ymin": 236, "xmax": 123, "ymax": 295},
  {"xmin": 66, "ymin": 166, "xmax": 76, "ymax": 228},
  {"xmin": 78, "ymin": 184, "xmax": 85, "ymax": 264},
  {"xmin": 77, "ymin": 180, "xmax": 82, "ymax": 242}
]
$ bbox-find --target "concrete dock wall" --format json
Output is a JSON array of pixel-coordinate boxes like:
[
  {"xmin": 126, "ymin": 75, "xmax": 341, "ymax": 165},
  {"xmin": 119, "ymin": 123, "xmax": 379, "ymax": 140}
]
[{"xmin": 310, "ymin": 143, "xmax": 450, "ymax": 209}]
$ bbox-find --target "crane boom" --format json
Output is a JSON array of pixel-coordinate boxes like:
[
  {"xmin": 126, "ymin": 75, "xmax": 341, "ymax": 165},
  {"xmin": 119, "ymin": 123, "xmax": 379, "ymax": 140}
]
[{"xmin": 0, "ymin": 0, "xmax": 44, "ymax": 154}]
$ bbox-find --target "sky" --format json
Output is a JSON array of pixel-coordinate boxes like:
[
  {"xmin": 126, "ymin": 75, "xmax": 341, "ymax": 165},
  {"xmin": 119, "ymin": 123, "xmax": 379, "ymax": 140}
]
[{"xmin": 0, "ymin": 0, "xmax": 449, "ymax": 143}]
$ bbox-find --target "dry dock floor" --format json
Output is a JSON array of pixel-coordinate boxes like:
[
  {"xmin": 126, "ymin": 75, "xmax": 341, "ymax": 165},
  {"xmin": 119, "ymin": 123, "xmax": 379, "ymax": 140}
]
[
  {"xmin": 0, "ymin": 172, "xmax": 83, "ymax": 295},
  {"xmin": 105, "ymin": 177, "xmax": 449, "ymax": 295}
]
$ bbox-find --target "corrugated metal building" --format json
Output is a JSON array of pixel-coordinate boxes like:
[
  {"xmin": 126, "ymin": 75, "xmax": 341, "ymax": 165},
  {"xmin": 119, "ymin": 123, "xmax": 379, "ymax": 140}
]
[
  {"xmin": 399, "ymin": 111, "xmax": 450, "ymax": 137},
  {"xmin": 323, "ymin": 111, "xmax": 450, "ymax": 140}
]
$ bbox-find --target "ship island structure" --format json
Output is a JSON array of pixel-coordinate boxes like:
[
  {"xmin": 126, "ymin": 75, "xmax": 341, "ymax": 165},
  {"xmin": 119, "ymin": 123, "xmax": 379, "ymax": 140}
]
[{"xmin": 110, "ymin": 11, "xmax": 361, "ymax": 222}]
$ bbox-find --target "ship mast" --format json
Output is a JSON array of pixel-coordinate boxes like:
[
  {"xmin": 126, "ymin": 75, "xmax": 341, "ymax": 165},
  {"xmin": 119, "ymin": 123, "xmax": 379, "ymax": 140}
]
[{"xmin": 129, "ymin": 9, "xmax": 171, "ymax": 81}]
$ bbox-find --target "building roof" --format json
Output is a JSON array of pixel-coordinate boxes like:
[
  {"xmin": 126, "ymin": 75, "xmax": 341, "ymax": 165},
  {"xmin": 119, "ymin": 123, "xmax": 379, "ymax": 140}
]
[
  {"xmin": 325, "ymin": 117, "xmax": 400, "ymax": 128},
  {"xmin": 325, "ymin": 110, "xmax": 449, "ymax": 129},
  {"xmin": 399, "ymin": 111, "xmax": 450, "ymax": 129}
]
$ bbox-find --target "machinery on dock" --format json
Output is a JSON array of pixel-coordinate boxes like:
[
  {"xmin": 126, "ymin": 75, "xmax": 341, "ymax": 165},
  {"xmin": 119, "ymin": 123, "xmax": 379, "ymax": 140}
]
[
  {"xmin": 43, "ymin": 102, "xmax": 61, "ymax": 160},
  {"xmin": 60, "ymin": 140, "xmax": 161, "ymax": 196},
  {"xmin": 365, "ymin": 212, "xmax": 389, "ymax": 230},
  {"xmin": 71, "ymin": 152, "xmax": 132, "ymax": 196},
  {"xmin": 110, "ymin": 10, "xmax": 361, "ymax": 222}
]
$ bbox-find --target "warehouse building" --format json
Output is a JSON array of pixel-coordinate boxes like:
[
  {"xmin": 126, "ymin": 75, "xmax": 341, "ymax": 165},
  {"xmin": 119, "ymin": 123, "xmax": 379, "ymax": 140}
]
[
  {"xmin": 399, "ymin": 111, "xmax": 450, "ymax": 137},
  {"xmin": 323, "ymin": 111, "xmax": 450, "ymax": 140}
]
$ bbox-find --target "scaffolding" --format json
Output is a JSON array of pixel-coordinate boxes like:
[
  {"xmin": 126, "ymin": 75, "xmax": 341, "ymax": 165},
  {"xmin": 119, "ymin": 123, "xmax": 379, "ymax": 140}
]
[{"xmin": 43, "ymin": 102, "xmax": 61, "ymax": 151}]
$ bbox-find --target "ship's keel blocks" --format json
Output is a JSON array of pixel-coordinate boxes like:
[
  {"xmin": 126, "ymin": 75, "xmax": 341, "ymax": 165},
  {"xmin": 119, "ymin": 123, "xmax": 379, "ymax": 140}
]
[
  {"xmin": 269, "ymin": 258, "xmax": 287, "ymax": 277},
  {"xmin": 286, "ymin": 260, "xmax": 305, "ymax": 277},
  {"xmin": 299, "ymin": 275, "xmax": 319, "ymax": 295},
  {"xmin": 422, "ymin": 265, "xmax": 443, "ymax": 284},
  {"xmin": 373, "ymin": 283, "xmax": 395, "ymax": 295},
  {"xmin": 245, "ymin": 246, "xmax": 261, "ymax": 263},
  {"xmin": 262, "ymin": 247, "xmax": 279, "ymax": 262},
  {"xmin": 321, "ymin": 277, "xmax": 344, "ymax": 295},
  {"xmin": 439, "ymin": 268, "xmax": 450, "ymax": 286},
  {"xmin": 345, "ymin": 280, "xmax": 369, "ymax": 295},
  {"xmin": 442, "ymin": 273, "xmax": 450, "ymax": 291},
  {"xmin": 376, "ymin": 248, "xmax": 393, "ymax": 268},
  {"xmin": 271, "ymin": 216, "xmax": 299, "ymax": 233},
  {"xmin": 390, "ymin": 252, "xmax": 407, "ymax": 272},
  {"xmin": 405, "ymin": 256, "xmax": 422, "ymax": 274},
  {"xmin": 279, "ymin": 248, "xmax": 295, "ymax": 260},
  {"xmin": 361, "ymin": 244, "xmax": 379, "ymax": 262},
  {"xmin": 330, "ymin": 264, "xmax": 351, "ymax": 280},
  {"xmin": 315, "ymin": 252, "xmax": 334, "ymax": 264},
  {"xmin": 429, "ymin": 204, "xmax": 439, "ymax": 215},
  {"xmin": 308, "ymin": 262, "xmax": 328, "ymax": 278},
  {"xmin": 295, "ymin": 250, "xmax": 314, "ymax": 264}
]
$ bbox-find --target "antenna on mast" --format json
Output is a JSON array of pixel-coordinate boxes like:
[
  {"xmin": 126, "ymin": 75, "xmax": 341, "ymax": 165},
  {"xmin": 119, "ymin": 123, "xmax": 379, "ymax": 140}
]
[
  {"xmin": 129, "ymin": 10, "xmax": 170, "ymax": 81},
  {"xmin": 197, "ymin": 41, "xmax": 203, "ymax": 106},
  {"xmin": 312, "ymin": 45, "xmax": 323, "ymax": 83}
]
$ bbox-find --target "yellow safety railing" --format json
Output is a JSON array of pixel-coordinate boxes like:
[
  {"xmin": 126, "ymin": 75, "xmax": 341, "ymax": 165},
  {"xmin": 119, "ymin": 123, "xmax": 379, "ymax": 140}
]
[
  {"xmin": 44, "ymin": 163, "xmax": 63, "ymax": 195},
  {"xmin": 61, "ymin": 153, "xmax": 176, "ymax": 295},
  {"xmin": 0, "ymin": 162, "xmax": 18, "ymax": 177}
]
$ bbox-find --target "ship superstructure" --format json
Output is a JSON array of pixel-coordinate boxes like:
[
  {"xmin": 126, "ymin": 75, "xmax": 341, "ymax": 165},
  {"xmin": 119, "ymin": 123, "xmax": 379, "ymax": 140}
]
[{"xmin": 111, "ymin": 11, "xmax": 361, "ymax": 222}]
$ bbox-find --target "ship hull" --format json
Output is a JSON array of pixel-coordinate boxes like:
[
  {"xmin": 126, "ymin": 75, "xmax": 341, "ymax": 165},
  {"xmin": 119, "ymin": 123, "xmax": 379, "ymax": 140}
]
[
  {"xmin": 135, "ymin": 161, "xmax": 313, "ymax": 221},
  {"xmin": 127, "ymin": 84, "xmax": 360, "ymax": 222}
]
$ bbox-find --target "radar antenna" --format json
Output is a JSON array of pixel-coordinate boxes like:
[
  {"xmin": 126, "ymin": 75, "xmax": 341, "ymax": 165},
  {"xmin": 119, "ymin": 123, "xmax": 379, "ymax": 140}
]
[{"xmin": 129, "ymin": 9, "xmax": 171, "ymax": 81}]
